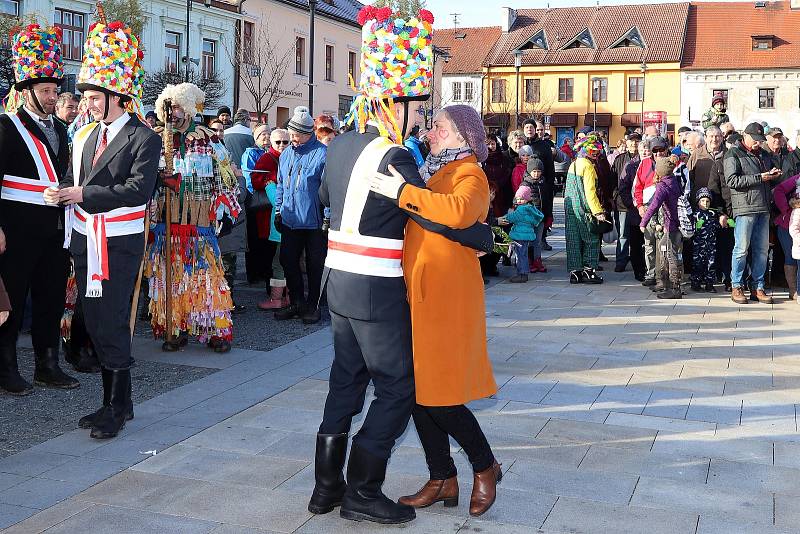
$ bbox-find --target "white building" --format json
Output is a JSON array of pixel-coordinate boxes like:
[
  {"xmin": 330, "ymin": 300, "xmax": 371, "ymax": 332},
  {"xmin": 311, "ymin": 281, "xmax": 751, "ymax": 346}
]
[
  {"xmin": 680, "ymin": 0, "xmax": 800, "ymax": 139},
  {"xmin": 16, "ymin": 0, "xmax": 240, "ymax": 114},
  {"xmin": 435, "ymin": 26, "xmax": 499, "ymax": 115}
]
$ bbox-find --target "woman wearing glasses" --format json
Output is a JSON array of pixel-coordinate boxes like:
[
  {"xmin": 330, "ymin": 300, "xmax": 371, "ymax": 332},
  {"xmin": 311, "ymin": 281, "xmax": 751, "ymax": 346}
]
[{"xmin": 247, "ymin": 128, "xmax": 292, "ymax": 310}]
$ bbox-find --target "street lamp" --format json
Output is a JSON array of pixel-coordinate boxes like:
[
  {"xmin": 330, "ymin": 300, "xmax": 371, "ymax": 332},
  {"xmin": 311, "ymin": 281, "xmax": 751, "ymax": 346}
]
[
  {"xmin": 640, "ymin": 58, "xmax": 647, "ymax": 130},
  {"xmin": 514, "ymin": 51, "xmax": 522, "ymax": 129},
  {"xmin": 591, "ymin": 77, "xmax": 599, "ymax": 132},
  {"xmin": 308, "ymin": 0, "xmax": 317, "ymax": 114}
]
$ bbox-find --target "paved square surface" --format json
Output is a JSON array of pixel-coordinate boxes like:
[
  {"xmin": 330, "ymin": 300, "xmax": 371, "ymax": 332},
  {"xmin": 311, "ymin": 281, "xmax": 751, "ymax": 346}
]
[{"xmin": 2, "ymin": 231, "xmax": 797, "ymax": 533}]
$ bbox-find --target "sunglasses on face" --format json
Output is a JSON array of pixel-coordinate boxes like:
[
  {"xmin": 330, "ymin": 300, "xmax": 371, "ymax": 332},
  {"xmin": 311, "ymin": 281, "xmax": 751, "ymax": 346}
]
[
  {"xmin": 273, "ymin": 140, "xmax": 290, "ymax": 145},
  {"xmin": 651, "ymin": 147, "xmax": 668, "ymax": 154}
]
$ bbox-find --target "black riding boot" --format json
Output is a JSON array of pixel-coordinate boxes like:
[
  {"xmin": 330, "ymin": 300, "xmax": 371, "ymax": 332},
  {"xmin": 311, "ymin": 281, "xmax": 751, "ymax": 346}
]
[
  {"xmin": 340, "ymin": 443, "xmax": 416, "ymax": 524},
  {"xmin": 90, "ymin": 369, "xmax": 132, "ymax": 439},
  {"xmin": 308, "ymin": 433, "xmax": 349, "ymax": 514},
  {"xmin": 79, "ymin": 368, "xmax": 134, "ymax": 429},
  {"xmin": 0, "ymin": 344, "xmax": 32, "ymax": 396},
  {"xmin": 33, "ymin": 347, "xmax": 79, "ymax": 389}
]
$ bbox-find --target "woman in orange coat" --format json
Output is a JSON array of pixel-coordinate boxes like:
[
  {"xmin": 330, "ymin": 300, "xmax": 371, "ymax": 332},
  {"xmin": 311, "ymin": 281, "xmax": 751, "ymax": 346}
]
[{"xmin": 369, "ymin": 105, "xmax": 500, "ymax": 517}]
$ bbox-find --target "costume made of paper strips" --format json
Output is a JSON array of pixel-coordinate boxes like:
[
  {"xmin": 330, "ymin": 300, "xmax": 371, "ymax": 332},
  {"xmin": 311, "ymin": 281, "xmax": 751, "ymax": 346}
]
[
  {"xmin": 145, "ymin": 83, "xmax": 240, "ymax": 344},
  {"xmin": 0, "ymin": 24, "xmax": 76, "ymax": 395}
]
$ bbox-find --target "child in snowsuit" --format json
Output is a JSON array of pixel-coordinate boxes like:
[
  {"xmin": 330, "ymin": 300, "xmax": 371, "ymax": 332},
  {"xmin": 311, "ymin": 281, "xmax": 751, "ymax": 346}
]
[
  {"xmin": 523, "ymin": 157, "xmax": 548, "ymax": 273},
  {"xmin": 502, "ymin": 185, "xmax": 544, "ymax": 283},
  {"xmin": 691, "ymin": 187, "xmax": 722, "ymax": 293}
]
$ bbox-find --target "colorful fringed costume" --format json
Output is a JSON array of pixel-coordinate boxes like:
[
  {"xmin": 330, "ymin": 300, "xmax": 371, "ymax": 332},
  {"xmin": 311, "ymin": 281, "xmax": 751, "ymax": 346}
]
[{"xmin": 145, "ymin": 87, "xmax": 240, "ymax": 343}]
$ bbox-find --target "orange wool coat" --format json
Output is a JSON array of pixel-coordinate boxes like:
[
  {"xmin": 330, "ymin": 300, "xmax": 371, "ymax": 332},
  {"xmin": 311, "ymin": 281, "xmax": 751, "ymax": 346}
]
[{"xmin": 398, "ymin": 155, "xmax": 497, "ymax": 407}]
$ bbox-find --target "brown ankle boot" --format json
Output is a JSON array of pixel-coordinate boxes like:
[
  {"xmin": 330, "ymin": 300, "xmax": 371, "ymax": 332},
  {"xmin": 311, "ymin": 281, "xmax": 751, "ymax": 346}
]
[
  {"xmin": 398, "ymin": 477, "xmax": 458, "ymax": 508},
  {"xmin": 469, "ymin": 461, "xmax": 502, "ymax": 517}
]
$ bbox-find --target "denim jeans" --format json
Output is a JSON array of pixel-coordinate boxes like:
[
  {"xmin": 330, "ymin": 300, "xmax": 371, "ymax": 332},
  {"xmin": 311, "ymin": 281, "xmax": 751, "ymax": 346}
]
[
  {"xmin": 731, "ymin": 213, "xmax": 770, "ymax": 290},
  {"xmin": 514, "ymin": 240, "xmax": 532, "ymax": 275},
  {"xmin": 532, "ymin": 223, "xmax": 545, "ymax": 261}
]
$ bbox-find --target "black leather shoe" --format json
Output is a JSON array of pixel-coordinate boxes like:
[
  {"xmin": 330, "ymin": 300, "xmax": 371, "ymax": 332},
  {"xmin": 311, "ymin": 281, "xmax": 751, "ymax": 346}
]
[
  {"xmin": 90, "ymin": 369, "xmax": 132, "ymax": 439},
  {"xmin": 705, "ymin": 283, "xmax": 717, "ymax": 293},
  {"xmin": 569, "ymin": 270, "xmax": 586, "ymax": 284},
  {"xmin": 0, "ymin": 345, "xmax": 33, "ymax": 396},
  {"xmin": 72, "ymin": 345, "xmax": 101, "ymax": 373},
  {"xmin": 275, "ymin": 303, "xmax": 306, "ymax": 321},
  {"xmin": 634, "ymin": 273, "xmax": 646, "ymax": 282},
  {"xmin": 614, "ymin": 265, "xmax": 626, "ymax": 273},
  {"xmin": 309, "ymin": 433, "xmax": 349, "ymax": 514},
  {"xmin": 340, "ymin": 444, "xmax": 416, "ymax": 524},
  {"xmin": 642, "ymin": 278, "xmax": 657, "ymax": 287},
  {"xmin": 583, "ymin": 268, "xmax": 603, "ymax": 284},
  {"xmin": 79, "ymin": 368, "xmax": 134, "ymax": 429},
  {"xmin": 302, "ymin": 307, "xmax": 322, "ymax": 325},
  {"xmin": 33, "ymin": 348, "xmax": 79, "ymax": 390}
]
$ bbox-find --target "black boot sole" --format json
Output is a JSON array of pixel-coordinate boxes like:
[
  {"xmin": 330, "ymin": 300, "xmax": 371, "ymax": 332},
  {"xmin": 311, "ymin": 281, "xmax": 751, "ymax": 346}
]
[
  {"xmin": 90, "ymin": 419, "xmax": 127, "ymax": 440},
  {"xmin": 33, "ymin": 379, "xmax": 80, "ymax": 390},
  {"xmin": 340, "ymin": 509, "xmax": 415, "ymax": 524},
  {"xmin": 0, "ymin": 386, "xmax": 34, "ymax": 396},
  {"xmin": 308, "ymin": 500, "xmax": 343, "ymax": 515},
  {"xmin": 79, "ymin": 410, "xmax": 134, "ymax": 429}
]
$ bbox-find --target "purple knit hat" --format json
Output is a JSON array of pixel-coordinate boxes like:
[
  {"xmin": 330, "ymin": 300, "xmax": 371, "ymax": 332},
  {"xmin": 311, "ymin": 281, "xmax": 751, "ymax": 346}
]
[{"xmin": 443, "ymin": 104, "xmax": 488, "ymax": 162}]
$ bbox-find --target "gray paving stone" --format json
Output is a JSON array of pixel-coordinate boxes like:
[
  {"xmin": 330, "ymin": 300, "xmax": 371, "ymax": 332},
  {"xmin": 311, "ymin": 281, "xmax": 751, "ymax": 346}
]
[
  {"xmin": 184, "ymin": 424, "xmax": 292, "ymax": 455},
  {"xmin": 209, "ymin": 525, "xmax": 282, "ymax": 534},
  {"xmin": 231, "ymin": 405, "xmax": 324, "ymax": 434},
  {"xmin": 651, "ymin": 432, "xmax": 774, "ymax": 465},
  {"xmin": 28, "ymin": 430, "xmax": 106, "ymax": 457},
  {"xmin": 630, "ymin": 475, "xmax": 773, "ymax": 525},
  {"xmin": 0, "ymin": 473, "xmax": 28, "ymax": 492},
  {"xmin": 0, "ymin": 503, "xmax": 37, "ymax": 530},
  {"xmin": 592, "ymin": 385, "xmax": 652, "ymax": 415},
  {"xmin": 82, "ymin": 437, "xmax": 169, "ymax": 465},
  {"xmin": 120, "ymin": 422, "xmax": 202, "ymax": 446},
  {"xmin": 685, "ymin": 397, "xmax": 742, "ymax": 425},
  {"xmin": 707, "ymin": 458, "xmax": 800, "ymax": 497},
  {"xmin": 578, "ymin": 445, "xmax": 709, "ymax": 483},
  {"xmin": 132, "ymin": 445, "xmax": 307, "ymax": 490},
  {"xmin": 604, "ymin": 412, "xmax": 716, "ymax": 434},
  {"xmin": 0, "ymin": 499, "xmax": 93, "ymax": 533},
  {"xmin": 542, "ymin": 496, "xmax": 698, "ymax": 534},
  {"xmin": 432, "ymin": 485, "xmax": 558, "ymax": 530},
  {"xmin": 473, "ymin": 411, "xmax": 550, "ymax": 439},
  {"xmin": 296, "ymin": 509, "xmax": 466, "ymax": 533},
  {"xmin": 0, "ymin": 476, "xmax": 91, "ymax": 510},
  {"xmin": 39, "ymin": 504, "xmax": 219, "ymax": 534},
  {"xmin": 494, "ymin": 376, "xmax": 558, "ymax": 404},
  {"xmin": 500, "ymin": 400, "xmax": 610, "ymax": 423},
  {"xmin": 540, "ymin": 382, "xmax": 603, "ymax": 406},
  {"xmin": 774, "ymin": 493, "xmax": 800, "ymax": 530},
  {"xmin": 503, "ymin": 459, "xmax": 639, "ymax": 504},
  {"xmin": 536, "ymin": 418, "xmax": 658, "ymax": 450},
  {"xmin": 642, "ymin": 389, "xmax": 693, "ymax": 419},
  {"xmin": 258, "ymin": 431, "xmax": 317, "ymax": 463},
  {"xmin": 696, "ymin": 513, "xmax": 796, "ymax": 534},
  {"xmin": 38, "ymin": 457, "xmax": 129, "ymax": 486}
]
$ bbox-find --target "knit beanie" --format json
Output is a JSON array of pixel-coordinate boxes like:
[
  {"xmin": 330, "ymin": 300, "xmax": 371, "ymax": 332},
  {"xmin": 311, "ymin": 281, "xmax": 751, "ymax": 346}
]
[
  {"xmin": 655, "ymin": 155, "xmax": 678, "ymax": 177},
  {"xmin": 288, "ymin": 106, "xmax": 314, "ymax": 134},
  {"xmin": 514, "ymin": 184, "xmax": 532, "ymax": 203},
  {"xmin": 217, "ymin": 105, "xmax": 231, "ymax": 117},
  {"xmin": 526, "ymin": 157, "xmax": 543, "ymax": 172},
  {"xmin": 443, "ymin": 105, "xmax": 488, "ymax": 162},
  {"xmin": 696, "ymin": 187, "xmax": 712, "ymax": 202},
  {"xmin": 518, "ymin": 145, "xmax": 534, "ymax": 158},
  {"xmin": 522, "ymin": 118, "xmax": 537, "ymax": 128}
]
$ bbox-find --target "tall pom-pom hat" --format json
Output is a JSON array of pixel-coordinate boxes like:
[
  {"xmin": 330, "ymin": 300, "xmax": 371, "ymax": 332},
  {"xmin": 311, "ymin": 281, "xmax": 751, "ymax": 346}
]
[
  {"xmin": 4, "ymin": 24, "xmax": 64, "ymax": 113},
  {"xmin": 76, "ymin": 20, "xmax": 146, "ymax": 119},
  {"xmin": 345, "ymin": 6, "xmax": 435, "ymax": 141}
]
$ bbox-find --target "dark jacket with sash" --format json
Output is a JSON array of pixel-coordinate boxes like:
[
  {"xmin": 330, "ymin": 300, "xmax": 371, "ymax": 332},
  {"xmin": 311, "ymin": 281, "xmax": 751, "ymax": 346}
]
[{"xmin": 0, "ymin": 109, "xmax": 69, "ymax": 239}]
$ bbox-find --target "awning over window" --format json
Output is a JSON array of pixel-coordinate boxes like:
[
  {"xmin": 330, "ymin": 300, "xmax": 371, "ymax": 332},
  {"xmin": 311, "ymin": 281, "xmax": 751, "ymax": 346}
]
[
  {"xmin": 549, "ymin": 113, "xmax": 578, "ymax": 127},
  {"xmin": 621, "ymin": 113, "xmax": 641, "ymax": 127},
  {"xmin": 584, "ymin": 113, "xmax": 612, "ymax": 127}
]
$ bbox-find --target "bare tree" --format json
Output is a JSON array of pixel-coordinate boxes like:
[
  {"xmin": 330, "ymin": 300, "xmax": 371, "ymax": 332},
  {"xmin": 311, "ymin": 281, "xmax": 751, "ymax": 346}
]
[
  {"xmin": 94, "ymin": 0, "xmax": 146, "ymax": 46},
  {"xmin": 224, "ymin": 22, "xmax": 299, "ymax": 120},
  {"xmin": 371, "ymin": 0, "xmax": 427, "ymax": 17},
  {"xmin": 0, "ymin": 13, "xmax": 42, "ymax": 101},
  {"xmin": 141, "ymin": 67, "xmax": 225, "ymax": 109}
]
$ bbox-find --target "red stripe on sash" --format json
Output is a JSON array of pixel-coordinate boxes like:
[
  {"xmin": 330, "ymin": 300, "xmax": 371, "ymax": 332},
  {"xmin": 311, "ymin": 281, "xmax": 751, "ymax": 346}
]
[{"xmin": 328, "ymin": 240, "xmax": 403, "ymax": 259}]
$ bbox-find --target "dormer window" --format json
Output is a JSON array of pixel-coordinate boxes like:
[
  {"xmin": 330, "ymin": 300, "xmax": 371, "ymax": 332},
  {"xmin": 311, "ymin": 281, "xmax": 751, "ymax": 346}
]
[
  {"xmin": 517, "ymin": 29, "xmax": 548, "ymax": 51},
  {"xmin": 752, "ymin": 35, "xmax": 774, "ymax": 50},
  {"xmin": 562, "ymin": 28, "xmax": 595, "ymax": 50},
  {"xmin": 611, "ymin": 27, "xmax": 646, "ymax": 49}
]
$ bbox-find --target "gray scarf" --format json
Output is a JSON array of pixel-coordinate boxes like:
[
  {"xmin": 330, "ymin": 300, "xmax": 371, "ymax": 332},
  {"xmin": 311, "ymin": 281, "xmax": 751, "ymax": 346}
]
[{"xmin": 420, "ymin": 146, "xmax": 473, "ymax": 183}]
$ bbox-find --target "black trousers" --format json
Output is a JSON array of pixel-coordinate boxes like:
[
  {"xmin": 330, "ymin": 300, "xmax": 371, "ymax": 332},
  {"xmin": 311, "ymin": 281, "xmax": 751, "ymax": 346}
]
[
  {"xmin": 280, "ymin": 228, "xmax": 326, "ymax": 307},
  {"xmin": 715, "ymin": 227, "xmax": 734, "ymax": 284},
  {"xmin": 0, "ymin": 229, "xmax": 67, "ymax": 352},
  {"xmin": 628, "ymin": 224, "xmax": 646, "ymax": 278},
  {"xmin": 245, "ymin": 214, "xmax": 274, "ymax": 283},
  {"xmin": 72, "ymin": 233, "xmax": 142, "ymax": 370},
  {"xmin": 412, "ymin": 404, "xmax": 494, "ymax": 480},
  {"xmin": 319, "ymin": 309, "xmax": 415, "ymax": 460}
]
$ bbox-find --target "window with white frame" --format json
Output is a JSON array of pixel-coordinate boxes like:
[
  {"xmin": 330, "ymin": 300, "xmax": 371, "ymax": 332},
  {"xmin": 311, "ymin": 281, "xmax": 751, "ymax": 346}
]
[
  {"xmin": 0, "ymin": 0, "xmax": 19, "ymax": 16},
  {"xmin": 452, "ymin": 81, "xmax": 462, "ymax": 101},
  {"xmin": 55, "ymin": 8, "xmax": 85, "ymax": 61},
  {"xmin": 202, "ymin": 39, "xmax": 216, "ymax": 78},
  {"xmin": 325, "ymin": 45, "xmax": 334, "ymax": 81},
  {"xmin": 464, "ymin": 81, "xmax": 474, "ymax": 102},
  {"xmin": 758, "ymin": 88, "xmax": 775, "ymax": 109},
  {"xmin": 165, "ymin": 31, "xmax": 181, "ymax": 73}
]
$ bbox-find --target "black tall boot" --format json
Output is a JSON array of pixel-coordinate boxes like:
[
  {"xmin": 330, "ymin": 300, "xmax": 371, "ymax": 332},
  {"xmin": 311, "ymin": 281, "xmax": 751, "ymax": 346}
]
[
  {"xmin": 340, "ymin": 443, "xmax": 416, "ymax": 524},
  {"xmin": 0, "ymin": 344, "xmax": 33, "ymax": 396},
  {"xmin": 308, "ymin": 433, "xmax": 349, "ymax": 514},
  {"xmin": 78, "ymin": 368, "xmax": 134, "ymax": 429},
  {"xmin": 33, "ymin": 347, "xmax": 79, "ymax": 389},
  {"xmin": 90, "ymin": 369, "xmax": 132, "ymax": 439}
]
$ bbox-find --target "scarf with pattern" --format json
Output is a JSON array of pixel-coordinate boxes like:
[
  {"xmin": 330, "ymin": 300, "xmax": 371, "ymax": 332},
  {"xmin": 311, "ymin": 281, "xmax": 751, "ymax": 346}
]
[{"xmin": 420, "ymin": 146, "xmax": 474, "ymax": 183}]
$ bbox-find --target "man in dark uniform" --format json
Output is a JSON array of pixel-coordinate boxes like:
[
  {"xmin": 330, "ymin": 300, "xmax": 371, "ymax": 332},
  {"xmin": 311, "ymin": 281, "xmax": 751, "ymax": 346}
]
[
  {"xmin": 53, "ymin": 21, "xmax": 160, "ymax": 439},
  {"xmin": 0, "ymin": 24, "xmax": 78, "ymax": 395},
  {"xmin": 308, "ymin": 5, "xmax": 467, "ymax": 526}
]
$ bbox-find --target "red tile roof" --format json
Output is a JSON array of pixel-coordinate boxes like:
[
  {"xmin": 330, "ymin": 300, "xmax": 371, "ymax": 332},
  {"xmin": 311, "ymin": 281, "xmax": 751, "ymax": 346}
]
[
  {"xmin": 434, "ymin": 26, "xmax": 502, "ymax": 74},
  {"xmin": 682, "ymin": 1, "xmax": 800, "ymax": 70},
  {"xmin": 484, "ymin": 3, "xmax": 690, "ymax": 67}
]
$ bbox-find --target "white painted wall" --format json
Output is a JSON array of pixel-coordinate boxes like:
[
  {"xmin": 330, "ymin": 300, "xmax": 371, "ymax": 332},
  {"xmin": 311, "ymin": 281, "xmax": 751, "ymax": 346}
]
[
  {"xmin": 682, "ymin": 69, "xmax": 800, "ymax": 139},
  {"xmin": 440, "ymin": 74, "xmax": 482, "ymax": 113}
]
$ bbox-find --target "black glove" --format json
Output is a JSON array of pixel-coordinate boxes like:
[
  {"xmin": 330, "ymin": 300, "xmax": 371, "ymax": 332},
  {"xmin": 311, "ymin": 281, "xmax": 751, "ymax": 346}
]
[
  {"xmin": 322, "ymin": 217, "xmax": 330, "ymax": 234},
  {"xmin": 273, "ymin": 212, "xmax": 283, "ymax": 234}
]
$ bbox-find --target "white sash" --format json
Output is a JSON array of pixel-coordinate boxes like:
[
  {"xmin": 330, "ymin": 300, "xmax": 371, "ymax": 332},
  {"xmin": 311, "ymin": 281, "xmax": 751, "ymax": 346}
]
[{"xmin": 0, "ymin": 113, "xmax": 60, "ymax": 206}]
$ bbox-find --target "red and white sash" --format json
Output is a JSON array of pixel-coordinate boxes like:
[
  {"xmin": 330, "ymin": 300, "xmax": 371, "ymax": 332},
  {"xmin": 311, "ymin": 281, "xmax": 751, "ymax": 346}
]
[
  {"xmin": 0, "ymin": 113, "xmax": 59, "ymax": 205},
  {"xmin": 324, "ymin": 137, "xmax": 405, "ymax": 278},
  {"xmin": 70, "ymin": 204, "xmax": 146, "ymax": 297}
]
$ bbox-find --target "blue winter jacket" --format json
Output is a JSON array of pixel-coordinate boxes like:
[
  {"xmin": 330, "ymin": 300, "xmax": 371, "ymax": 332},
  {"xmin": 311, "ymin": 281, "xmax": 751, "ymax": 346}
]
[
  {"xmin": 241, "ymin": 146, "xmax": 266, "ymax": 194},
  {"xmin": 276, "ymin": 137, "xmax": 327, "ymax": 230},
  {"xmin": 404, "ymin": 137, "xmax": 425, "ymax": 167},
  {"xmin": 505, "ymin": 204, "xmax": 544, "ymax": 241}
]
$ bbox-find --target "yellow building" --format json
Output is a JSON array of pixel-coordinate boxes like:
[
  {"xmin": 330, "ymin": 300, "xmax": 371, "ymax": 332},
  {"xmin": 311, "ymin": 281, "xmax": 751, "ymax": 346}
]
[{"xmin": 482, "ymin": 3, "xmax": 690, "ymax": 146}]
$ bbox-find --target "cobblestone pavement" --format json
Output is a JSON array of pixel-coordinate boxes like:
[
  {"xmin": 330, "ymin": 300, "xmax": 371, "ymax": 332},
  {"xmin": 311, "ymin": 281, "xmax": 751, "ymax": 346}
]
[{"xmin": 2, "ymin": 202, "xmax": 798, "ymax": 533}]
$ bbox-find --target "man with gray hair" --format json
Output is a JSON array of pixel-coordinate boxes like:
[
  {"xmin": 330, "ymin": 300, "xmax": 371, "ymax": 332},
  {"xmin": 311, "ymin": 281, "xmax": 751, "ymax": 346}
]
[{"xmin": 55, "ymin": 92, "xmax": 79, "ymax": 126}]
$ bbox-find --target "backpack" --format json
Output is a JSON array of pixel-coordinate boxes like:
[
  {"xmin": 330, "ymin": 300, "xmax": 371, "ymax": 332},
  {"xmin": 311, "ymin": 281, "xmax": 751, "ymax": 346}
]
[{"xmin": 674, "ymin": 164, "xmax": 695, "ymax": 239}]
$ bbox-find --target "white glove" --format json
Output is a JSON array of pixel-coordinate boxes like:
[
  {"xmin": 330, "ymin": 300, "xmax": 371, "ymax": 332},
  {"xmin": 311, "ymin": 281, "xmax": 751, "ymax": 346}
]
[{"xmin": 368, "ymin": 164, "xmax": 407, "ymax": 200}]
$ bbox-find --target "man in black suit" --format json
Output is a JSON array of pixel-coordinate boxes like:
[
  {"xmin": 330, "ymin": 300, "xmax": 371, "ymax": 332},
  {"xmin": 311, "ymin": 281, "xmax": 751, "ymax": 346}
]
[
  {"xmin": 53, "ymin": 21, "xmax": 161, "ymax": 439},
  {"xmin": 0, "ymin": 25, "xmax": 78, "ymax": 395}
]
